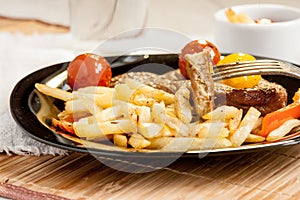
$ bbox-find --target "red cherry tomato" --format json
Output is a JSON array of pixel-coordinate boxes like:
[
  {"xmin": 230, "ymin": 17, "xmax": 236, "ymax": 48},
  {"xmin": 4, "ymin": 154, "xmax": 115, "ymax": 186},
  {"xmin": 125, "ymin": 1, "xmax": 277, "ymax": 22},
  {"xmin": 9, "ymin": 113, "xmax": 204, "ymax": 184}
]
[
  {"xmin": 67, "ymin": 53, "xmax": 112, "ymax": 90},
  {"xmin": 179, "ymin": 40, "xmax": 221, "ymax": 78}
]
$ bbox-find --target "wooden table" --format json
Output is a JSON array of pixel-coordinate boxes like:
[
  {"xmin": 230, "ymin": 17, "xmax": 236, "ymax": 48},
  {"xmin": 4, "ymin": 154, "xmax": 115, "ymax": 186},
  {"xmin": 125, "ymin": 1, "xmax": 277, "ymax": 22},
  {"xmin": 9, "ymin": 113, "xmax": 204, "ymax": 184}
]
[{"xmin": 1, "ymin": 16, "xmax": 300, "ymax": 200}]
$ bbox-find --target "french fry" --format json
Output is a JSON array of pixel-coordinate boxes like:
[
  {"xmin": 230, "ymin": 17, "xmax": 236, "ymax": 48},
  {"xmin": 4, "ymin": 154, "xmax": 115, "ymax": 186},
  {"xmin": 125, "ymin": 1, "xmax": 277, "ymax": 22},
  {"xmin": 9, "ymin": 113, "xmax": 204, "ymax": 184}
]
[
  {"xmin": 230, "ymin": 107, "xmax": 261, "ymax": 147},
  {"xmin": 160, "ymin": 125, "xmax": 176, "ymax": 137},
  {"xmin": 95, "ymin": 105, "xmax": 123, "ymax": 122},
  {"xmin": 131, "ymin": 94, "xmax": 156, "ymax": 107},
  {"xmin": 174, "ymin": 86, "xmax": 192, "ymax": 124},
  {"xmin": 72, "ymin": 91, "xmax": 113, "ymax": 109},
  {"xmin": 35, "ymin": 83, "xmax": 73, "ymax": 101},
  {"xmin": 115, "ymin": 101, "xmax": 138, "ymax": 122},
  {"xmin": 65, "ymin": 99, "xmax": 89, "ymax": 113},
  {"xmin": 165, "ymin": 115, "xmax": 189, "ymax": 137},
  {"xmin": 202, "ymin": 105, "xmax": 240, "ymax": 121},
  {"xmin": 165, "ymin": 115, "xmax": 181, "ymax": 132},
  {"xmin": 115, "ymin": 101, "xmax": 151, "ymax": 124},
  {"xmin": 77, "ymin": 86, "xmax": 114, "ymax": 95},
  {"xmin": 138, "ymin": 123, "xmax": 163, "ymax": 139},
  {"xmin": 125, "ymin": 78, "xmax": 175, "ymax": 105},
  {"xmin": 73, "ymin": 119, "xmax": 137, "ymax": 138},
  {"xmin": 225, "ymin": 8, "xmax": 255, "ymax": 24},
  {"xmin": 78, "ymin": 98, "xmax": 102, "ymax": 116},
  {"xmin": 148, "ymin": 137, "xmax": 232, "ymax": 151},
  {"xmin": 251, "ymin": 117, "xmax": 263, "ymax": 135},
  {"xmin": 176, "ymin": 123, "xmax": 189, "ymax": 137},
  {"xmin": 267, "ymin": 119, "xmax": 300, "ymax": 141},
  {"xmin": 225, "ymin": 8, "xmax": 239, "ymax": 23},
  {"xmin": 113, "ymin": 84, "xmax": 134, "ymax": 102},
  {"xmin": 229, "ymin": 109, "xmax": 243, "ymax": 132},
  {"xmin": 136, "ymin": 106, "xmax": 152, "ymax": 124},
  {"xmin": 124, "ymin": 77, "xmax": 143, "ymax": 90},
  {"xmin": 245, "ymin": 134, "xmax": 265, "ymax": 143},
  {"xmin": 113, "ymin": 134, "xmax": 128, "ymax": 148},
  {"xmin": 236, "ymin": 12, "xmax": 255, "ymax": 23},
  {"xmin": 188, "ymin": 121, "xmax": 229, "ymax": 138},
  {"xmin": 151, "ymin": 102, "xmax": 166, "ymax": 124},
  {"xmin": 128, "ymin": 133, "xmax": 151, "ymax": 149},
  {"xmin": 198, "ymin": 121, "xmax": 230, "ymax": 138}
]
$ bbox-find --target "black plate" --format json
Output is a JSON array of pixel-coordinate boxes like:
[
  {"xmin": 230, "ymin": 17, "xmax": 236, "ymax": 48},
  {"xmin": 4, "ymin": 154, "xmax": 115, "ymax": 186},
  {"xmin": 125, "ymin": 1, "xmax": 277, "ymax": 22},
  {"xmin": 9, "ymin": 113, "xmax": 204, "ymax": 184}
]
[{"xmin": 10, "ymin": 54, "xmax": 300, "ymax": 159}]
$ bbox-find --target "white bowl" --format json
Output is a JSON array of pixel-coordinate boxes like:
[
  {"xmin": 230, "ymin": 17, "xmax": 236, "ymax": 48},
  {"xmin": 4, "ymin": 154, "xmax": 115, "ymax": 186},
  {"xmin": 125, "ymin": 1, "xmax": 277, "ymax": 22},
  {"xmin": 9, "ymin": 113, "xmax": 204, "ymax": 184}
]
[{"xmin": 213, "ymin": 4, "xmax": 300, "ymax": 65}]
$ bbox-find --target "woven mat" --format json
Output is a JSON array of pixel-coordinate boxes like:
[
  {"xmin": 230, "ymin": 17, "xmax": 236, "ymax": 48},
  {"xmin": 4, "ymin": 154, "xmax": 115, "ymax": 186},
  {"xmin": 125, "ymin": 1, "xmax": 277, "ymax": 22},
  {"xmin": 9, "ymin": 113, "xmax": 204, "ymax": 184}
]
[{"xmin": 1, "ymin": 145, "xmax": 300, "ymax": 200}]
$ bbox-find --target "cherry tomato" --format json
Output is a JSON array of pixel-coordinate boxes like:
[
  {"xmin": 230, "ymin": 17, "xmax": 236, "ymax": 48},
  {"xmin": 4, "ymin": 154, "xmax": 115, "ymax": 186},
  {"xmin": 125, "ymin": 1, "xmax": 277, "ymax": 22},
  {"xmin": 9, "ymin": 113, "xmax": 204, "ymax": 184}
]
[
  {"xmin": 67, "ymin": 53, "xmax": 112, "ymax": 90},
  {"xmin": 217, "ymin": 53, "xmax": 262, "ymax": 88},
  {"xmin": 179, "ymin": 40, "xmax": 221, "ymax": 78}
]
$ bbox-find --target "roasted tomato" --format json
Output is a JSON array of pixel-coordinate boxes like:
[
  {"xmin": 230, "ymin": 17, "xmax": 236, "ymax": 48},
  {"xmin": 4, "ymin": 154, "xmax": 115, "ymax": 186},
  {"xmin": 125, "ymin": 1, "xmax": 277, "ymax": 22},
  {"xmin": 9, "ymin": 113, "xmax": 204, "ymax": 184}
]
[
  {"xmin": 179, "ymin": 40, "xmax": 221, "ymax": 78},
  {"xmin": 67, "ymin": 53, "xmax": 112, "ymax": 90},
  {"xmin": 217, "ymin": 53, "xmax": 262, "ymax": 88}
]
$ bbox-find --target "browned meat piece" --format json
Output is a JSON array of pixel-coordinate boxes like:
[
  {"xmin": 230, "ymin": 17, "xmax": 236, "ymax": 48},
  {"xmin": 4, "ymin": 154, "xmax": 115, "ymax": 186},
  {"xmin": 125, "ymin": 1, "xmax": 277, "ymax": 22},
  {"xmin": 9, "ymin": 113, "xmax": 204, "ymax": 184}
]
[
  {"xmin": 109, "ymin": 71, "xmax": 183, "ymax": 93},
  {"xmin": 110, "ymin": 64, "xmax": 287, "ymax": 116},
  {"xmin": 214, "ymin": 79, "xmax": 287, "ymax": 116},
  {"xmin": 184, "ymin": 50, "xmax": 214, "ymax": 117}
]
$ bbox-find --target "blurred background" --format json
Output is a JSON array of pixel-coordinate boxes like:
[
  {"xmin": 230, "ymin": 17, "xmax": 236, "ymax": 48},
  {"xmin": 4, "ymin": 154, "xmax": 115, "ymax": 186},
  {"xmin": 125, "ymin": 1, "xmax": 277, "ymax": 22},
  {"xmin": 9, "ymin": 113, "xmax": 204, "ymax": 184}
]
[{"xmin": 0, "ymin": 0, "xmax": 299, "ymax": 39}]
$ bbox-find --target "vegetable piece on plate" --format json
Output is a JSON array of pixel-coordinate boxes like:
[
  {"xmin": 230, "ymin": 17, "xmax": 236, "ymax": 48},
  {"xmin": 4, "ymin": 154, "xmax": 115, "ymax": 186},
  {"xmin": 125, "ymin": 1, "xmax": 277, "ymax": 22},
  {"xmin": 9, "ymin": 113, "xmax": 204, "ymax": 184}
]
[
  {"xmin": 217, "ymin": 53, "xmax": 262, "ymax": 89},
  {"xmin": 174, "ymin": 86, "xmax": 192, "ymax": 124},
  {"xmin": 138, "ymin": 123, "xmax": 163, "ymax": 139},
  {"xmin": 128, "ymin": 133, "xmax": 151, "ymax": 149},
  {"xmin": 230, "ymin": 107, "xmax": 261, "ymax": 147},
  {"xmin": 266, "ymin": 119, "xmax": 300, "ymax": 141},
  {"xmin": 125, "ymin": 78, "xmax": 175, "ymax": 106},
  {"xmin": 113, "ymin": 135, "xmax": 128, "ymax": 148},
  {"xmin": 179, "ymin": 40, "xmax": 221, "ymax": 78},
  {"xmin": 151, "ymin": 102, "xmax": 166, "ymax": 124},
  {"xmin": 202, "ymin": 105, "xmax": 240, "ymax": 121},
  {"xmin": 67, "ymin": 53, "xmax": 112, "ymax": 90},
  {"xmin": 35, "ymin": 83, "xmax": 73, "ymax": 101},
  {"xmin": 245, "ymin": 134, "xmax": 265, "ymax": 143},
  {"xmin": 259, "ymin": 101, "xmax": 300, "ymax": 137},
  {"xmin": 293, "ymin": 88, "xmax": 300, "ymax": 102},
  {"xmin": 148, "ymin": 137, "xmax": 232, "ymax": 151}
]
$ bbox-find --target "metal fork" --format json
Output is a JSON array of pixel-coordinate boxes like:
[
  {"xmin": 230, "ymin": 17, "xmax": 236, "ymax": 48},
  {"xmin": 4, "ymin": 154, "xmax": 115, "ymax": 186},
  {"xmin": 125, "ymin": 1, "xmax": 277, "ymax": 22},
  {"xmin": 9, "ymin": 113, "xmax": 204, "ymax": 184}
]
[{"xmin": 212, "ymin": 59, "xmax": 300, "ymax": 81}]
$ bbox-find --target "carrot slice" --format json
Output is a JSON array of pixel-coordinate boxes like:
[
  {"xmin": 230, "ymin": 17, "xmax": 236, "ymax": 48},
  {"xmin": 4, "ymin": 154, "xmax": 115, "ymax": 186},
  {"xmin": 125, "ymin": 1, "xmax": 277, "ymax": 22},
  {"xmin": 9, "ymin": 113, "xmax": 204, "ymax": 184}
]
[{"xmin": 259, "ymin": 102, "xmax": 300, "ymax": 137}]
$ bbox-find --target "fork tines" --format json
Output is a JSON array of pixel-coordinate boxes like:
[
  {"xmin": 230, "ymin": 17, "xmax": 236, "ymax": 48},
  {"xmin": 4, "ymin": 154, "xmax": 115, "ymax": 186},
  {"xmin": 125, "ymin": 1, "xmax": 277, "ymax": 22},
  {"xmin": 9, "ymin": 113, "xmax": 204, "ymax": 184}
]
[{"xmin": 212, "ymin": 59, "xmax": 284, "ymax": 81}]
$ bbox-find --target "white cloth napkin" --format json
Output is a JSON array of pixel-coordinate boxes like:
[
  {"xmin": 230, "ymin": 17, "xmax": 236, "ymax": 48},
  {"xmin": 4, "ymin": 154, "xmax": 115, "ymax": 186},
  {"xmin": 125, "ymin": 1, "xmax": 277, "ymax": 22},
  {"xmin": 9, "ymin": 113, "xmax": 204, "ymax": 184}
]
[{"xmin": 0, "ymin": 32, "xmax": 99, "ymax": 155}]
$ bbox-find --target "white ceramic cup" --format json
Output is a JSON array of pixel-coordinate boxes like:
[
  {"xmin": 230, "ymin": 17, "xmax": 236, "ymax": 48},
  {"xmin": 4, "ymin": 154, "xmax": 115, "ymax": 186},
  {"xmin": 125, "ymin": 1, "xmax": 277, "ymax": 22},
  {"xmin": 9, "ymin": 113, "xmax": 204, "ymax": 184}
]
[
  {"xmin": 213, "ymin": 4, "xmax": 300, "ymax": 65},
  {"xmin": 69, "ymin": 0, "xmax": 149, "ymax": 40}
]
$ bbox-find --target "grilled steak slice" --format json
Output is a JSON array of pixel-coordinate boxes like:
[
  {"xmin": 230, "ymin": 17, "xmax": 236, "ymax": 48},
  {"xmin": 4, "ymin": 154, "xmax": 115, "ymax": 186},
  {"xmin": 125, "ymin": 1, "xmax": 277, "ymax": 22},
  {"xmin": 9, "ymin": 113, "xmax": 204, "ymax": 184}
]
[
  {"xmin": 214, "ymin": 79, "xmax": 287, "ymax": 116},
  {"xmin": 111, "ymin": 69, "xmax": 287, "ymax": 116},
  {"xmin": 184, "ymin": 51, "xmax": 214, "ymax": 117}
]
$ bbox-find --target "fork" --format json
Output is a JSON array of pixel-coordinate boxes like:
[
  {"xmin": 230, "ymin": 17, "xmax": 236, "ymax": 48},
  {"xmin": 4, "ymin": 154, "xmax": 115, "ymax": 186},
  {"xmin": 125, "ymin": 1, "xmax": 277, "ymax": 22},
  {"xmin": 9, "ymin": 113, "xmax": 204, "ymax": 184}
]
[{"xmin": 212, "ymin": 59, "xmax": 300, "ymax": 81}]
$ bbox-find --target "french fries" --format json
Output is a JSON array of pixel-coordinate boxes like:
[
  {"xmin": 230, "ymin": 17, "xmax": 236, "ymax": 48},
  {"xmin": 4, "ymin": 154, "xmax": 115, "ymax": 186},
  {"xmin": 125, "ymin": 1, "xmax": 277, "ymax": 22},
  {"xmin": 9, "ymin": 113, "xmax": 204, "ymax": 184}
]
[
  {"xmin": 128, "ymin": 133, "xmax": 151, "ymax": 149},
  {"xmin": 202, "ymin": 105, "xmax": 239, "ymax": 120},
  {"xmin": 230, "ymin": 107, "xmax": 261, "ymax": 147},
  {"xmin": 267, "ymin": 119, "xmax": 300, "ymax": 142},
  {"xmin": 35, "ymin": 76, "xmax": 299, "ymax": 152},
  {"xmin": 125, "ymin": 78, "xmax": 175, "ymax": 105},
  {"xmin": 174, "ymin": 86, "xmax": 192, "ymax": 124},
  {"xmin": 148, "ymin": 137, "xmax": 232, "ymax": 151},
  {"xmin": 35, "ymin": 83, "xmax": 73, "ymax": 101},
  {"xmin": 113, "ymin": 134, "xmax": 128, "ymax": 148},
  {"xmin": 225, "ymin": 8, "xmax": 255, "ymax": 24},
  {"xmin": 245, "ymin": 134, "xmax": 265, "ymax": 143}
]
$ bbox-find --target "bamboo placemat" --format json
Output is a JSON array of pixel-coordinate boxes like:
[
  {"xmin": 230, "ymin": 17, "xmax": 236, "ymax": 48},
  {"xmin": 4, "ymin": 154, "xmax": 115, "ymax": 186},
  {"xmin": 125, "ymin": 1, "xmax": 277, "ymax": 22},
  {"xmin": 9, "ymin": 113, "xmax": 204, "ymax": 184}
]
[{"xmin": 1, "ymin": 145, "xmax": 300, "ymax": 200}]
